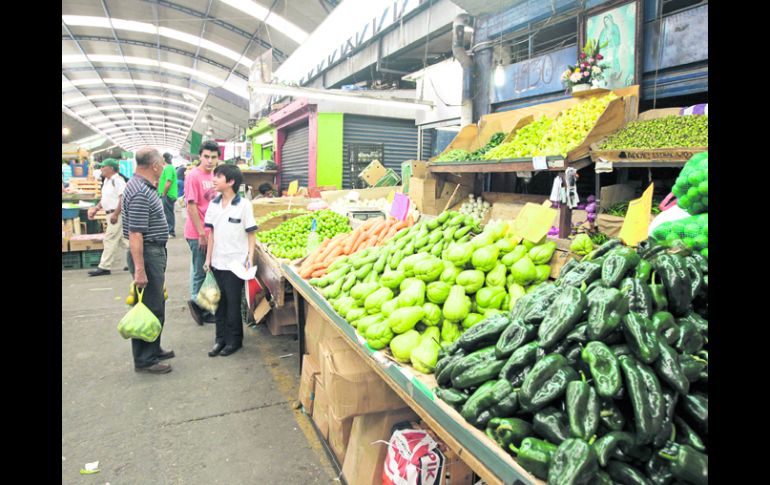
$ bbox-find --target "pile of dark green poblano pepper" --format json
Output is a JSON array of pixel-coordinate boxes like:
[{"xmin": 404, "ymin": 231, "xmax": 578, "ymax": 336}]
[{"xmin": 434, "ymin": 238, "xmax": 708, "ymax": 485}]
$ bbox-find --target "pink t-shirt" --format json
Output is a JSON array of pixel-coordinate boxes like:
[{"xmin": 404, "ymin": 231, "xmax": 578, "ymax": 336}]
[{"xmin": 184, "ymin": 167, "xmax": 217, "ymax": 239}]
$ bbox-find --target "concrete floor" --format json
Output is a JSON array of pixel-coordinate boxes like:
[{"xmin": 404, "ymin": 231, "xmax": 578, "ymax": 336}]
[{"xmin": 62, "ymin": 211, "xmax": 337, "ymax": 484}]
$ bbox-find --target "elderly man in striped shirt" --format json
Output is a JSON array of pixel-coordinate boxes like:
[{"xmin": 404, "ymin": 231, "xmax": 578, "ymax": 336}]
[{"xmin": 122, "ymin": 147, "xmax": 175, "ymax": 374}]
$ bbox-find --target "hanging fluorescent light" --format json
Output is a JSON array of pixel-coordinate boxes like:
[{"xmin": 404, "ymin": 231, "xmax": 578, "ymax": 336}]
[
  {"xmin": 249, "ymin": 83, "xmax": 434, "ymax": 111},
  {"xmin": 494, "ymin": 63, "xmax": 505, "ymax": 87}
]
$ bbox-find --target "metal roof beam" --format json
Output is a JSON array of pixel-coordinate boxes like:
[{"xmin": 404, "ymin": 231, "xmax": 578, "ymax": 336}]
[
  {"xmin": 62, "ymin": 66, "xmax": 215, "ymax": 90},
  {"xmin": 139, "ymin": 0, "xmax": 286, "ymax": 61}
]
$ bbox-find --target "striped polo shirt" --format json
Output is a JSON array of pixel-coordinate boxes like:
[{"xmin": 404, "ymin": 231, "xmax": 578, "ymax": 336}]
[{"xmin": 122, "ymin": 174, "xmax": 169, "ymax": 244}]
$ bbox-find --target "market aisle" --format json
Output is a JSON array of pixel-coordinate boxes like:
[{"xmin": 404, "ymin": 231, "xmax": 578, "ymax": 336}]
[{"xmin": 62, "ymin": 210, "xmax": 337, "ymax": 484}]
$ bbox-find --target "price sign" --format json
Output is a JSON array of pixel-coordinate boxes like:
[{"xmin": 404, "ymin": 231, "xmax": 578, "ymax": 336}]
[
  {"xmin": 532, "ymin": 156, "xmax": 548, "ymax": 171},
  {"xmin": 511, "ymin": 202, "xmax": 557, "ymax": 243},
  {"xmin": 387, "ymin": 190, "xmax": 396, "ymax": 204},
  {"xmin": 390, "ymin": 192, "xmax": 410, "ymax": 221},
  {"xmin": 619, "ymin": 183, "xmax": 654, "ymax": 247},
  {"xmin": 287, "ymin": 180, "xmax": 299, "ymax": 196}
]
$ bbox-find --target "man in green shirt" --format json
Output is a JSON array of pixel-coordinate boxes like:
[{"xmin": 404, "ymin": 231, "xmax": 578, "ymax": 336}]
[{"xmin": 159, "ymin": 152, "xmax": 179, "ymax": 237}]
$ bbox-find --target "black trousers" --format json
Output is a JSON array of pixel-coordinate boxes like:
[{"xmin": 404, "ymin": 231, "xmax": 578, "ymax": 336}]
[
  {"xmin": 162, "ymin": 195, "xmax": 176, "ymax": 236},
  {"xmin": 127, "ymin": 244, "xmax": 167, "ymax": 368},
  {"xmin": 212, "ymin": 268, "xmax": 245, "ymax": 347}
]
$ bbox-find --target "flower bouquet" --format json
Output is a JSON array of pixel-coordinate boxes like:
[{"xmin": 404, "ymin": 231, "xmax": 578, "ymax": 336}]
[{"xmin": 561, "ymin": 40, "xmax": 610, "ymax": 92}]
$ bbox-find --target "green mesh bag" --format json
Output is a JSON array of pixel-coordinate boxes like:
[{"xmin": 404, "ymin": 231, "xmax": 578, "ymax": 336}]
[
  {"xmin": 650, "ymin": 213, "xmax": 708, "ymax": 258},
  {"xmin": 117, "ymin": 288, "xmax": 162, "ymax": 342},
  {"xmin": 672, "ymin": 152, "xmax": 708, "ymax": 214}
]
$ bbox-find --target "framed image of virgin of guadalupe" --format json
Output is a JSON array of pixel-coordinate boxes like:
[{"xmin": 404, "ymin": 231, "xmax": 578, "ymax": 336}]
[{"xmin": 583, "ymin": 0, "xmax": 643, "ymax": 89}]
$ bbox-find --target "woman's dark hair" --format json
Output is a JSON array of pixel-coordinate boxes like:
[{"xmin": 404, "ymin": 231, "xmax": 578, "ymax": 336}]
[
  {"xmin": 258, "ymin": 183, "xmax": 273, "ymax": 195},
  {"xmin": 199, "ymin": 140, "xmax": 221, "ymax": 156},
  {"xmin": 214, "ymin": 164, "xmax": 243, "ymax": 193}
]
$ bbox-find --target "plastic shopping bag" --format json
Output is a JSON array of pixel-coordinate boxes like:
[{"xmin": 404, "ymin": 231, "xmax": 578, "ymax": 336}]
[
  {"xmin": 382, "ymin": 429, "xmax": 445, "ymax": 485},
  {"xmin": 117, "ymin": 288, "xmax": 162, "ymax": 342},
  {"xmin": 196, "ymin": 271, "xmax": 221, "ymax": 313}
]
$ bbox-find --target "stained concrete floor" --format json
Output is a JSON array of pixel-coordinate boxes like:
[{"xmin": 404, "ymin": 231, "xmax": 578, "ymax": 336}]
[{"xmin": 62, "ymin": 210, "xmax": 337, "ymax": 484}]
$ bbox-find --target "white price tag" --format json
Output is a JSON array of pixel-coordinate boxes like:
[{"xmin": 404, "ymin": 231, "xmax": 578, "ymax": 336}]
[
  {"xmin": 547, "ymin": 158, "xmax": 565, "ymax": 169},
  {"xmin": 516, "ymin": 171, "xmax": 533, "ymax": 179},
  {"xmin": 595, "ymin": 157, "xmax": 614, "ymax": 173},
  {"xmin": 532, "ymin": 156, "xmax": 548, "ymax": 171}
]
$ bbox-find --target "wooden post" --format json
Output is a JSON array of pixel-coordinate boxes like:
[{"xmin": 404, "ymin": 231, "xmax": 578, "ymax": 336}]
[{"xmin": 558, "ymin": 172, "xmax": 571, "ymax": 238}]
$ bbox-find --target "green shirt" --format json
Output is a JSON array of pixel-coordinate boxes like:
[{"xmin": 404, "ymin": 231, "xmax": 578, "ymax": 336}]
[{"xmin": 158, "ymin": 164, "xmax": 178, "ymax": 199}]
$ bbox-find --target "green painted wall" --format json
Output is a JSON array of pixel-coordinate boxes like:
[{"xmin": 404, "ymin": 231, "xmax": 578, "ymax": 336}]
[
  {"xmin": 316, "ymin": 113, "xmax": 344, "ymax": 189},
  {"xmin": 252, "ymin": 142, "xmax": 262, "ymax": 161}
]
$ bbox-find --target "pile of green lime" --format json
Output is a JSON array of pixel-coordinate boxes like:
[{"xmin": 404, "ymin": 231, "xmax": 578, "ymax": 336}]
[{"xmin": 256, "ymin": 209, "xmax": 351, "ymax": 259}]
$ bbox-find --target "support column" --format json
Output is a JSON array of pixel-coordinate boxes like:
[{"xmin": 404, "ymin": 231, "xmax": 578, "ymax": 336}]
[{"xmin": 308, "ymin": 106, "xmax": 318, "ymax": 189}]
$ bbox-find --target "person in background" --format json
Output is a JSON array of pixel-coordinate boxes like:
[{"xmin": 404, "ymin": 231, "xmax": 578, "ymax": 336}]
[
  {"xmin": 176, "ymin": 162, "xmax": 187, "ymax": 200},
  {"xmin": 158, "ymin": 152, "xmax": 179, "ymax": 238},
  {"xmin": 185, "ymin": 141, "xmax": 220, "ymax": 325},
  {"xmin": 256, "ymin": 182, "xmax": 276, "ymax": 198},
  {"xmin": 203, "ymin": 165, "xmax": 257, "ymax": 356},
  {"xmin": 62, "ymin": 161, "xmax": 72, "ymax": 188},
  {"xmin": 122, "ymin": 147, "xmax": 174, "ymax": 374},
  {"xmin": 87, "ymin": 159, "xmax": 129, "ymax": 277}
]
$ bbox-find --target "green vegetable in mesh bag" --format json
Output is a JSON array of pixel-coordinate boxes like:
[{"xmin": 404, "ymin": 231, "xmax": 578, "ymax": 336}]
[
  {"xmin": 196, "ymin": 271, "xmax": 221, "ymax": 313},
  {"xmin": 117, "ymin": 288, "xmax": 162, "ymax": 342},
  {"xmin": 650, "ymin": 213, "xmax": 708, "ymax": 253},
  {"xmin": 673, "ymin": 152, "xmax": 708, "ymax": 215}
]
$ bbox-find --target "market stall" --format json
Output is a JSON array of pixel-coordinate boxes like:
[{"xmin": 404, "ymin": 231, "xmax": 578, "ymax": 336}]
[{"xmin": 263, "ymin": 137, "xmax": 709, "ymax": 484}]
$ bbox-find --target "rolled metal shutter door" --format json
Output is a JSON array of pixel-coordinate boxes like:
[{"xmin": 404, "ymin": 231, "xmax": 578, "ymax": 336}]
[
  {"xmin": 342, "ymin": 115, "xmax": 420, "ymax": 189},
  {"xmin": 280, "ymin": 124, "xmax": 309, "ymax": 192}
]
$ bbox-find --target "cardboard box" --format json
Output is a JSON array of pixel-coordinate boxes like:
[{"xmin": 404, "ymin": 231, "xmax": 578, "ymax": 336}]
[
  {"xmin": 312, "ymin": 375, "xmax": 329, "ymax": 440},
  {"xmin": 321, "ymin": 342, "xmax": 407, "ymax": 420},
  {"xmin": 328, "ymin": 409, "xmax": 354, "ymax": 463},
  {"xmin": 342, "ymin": 408, "xmax": 420, "ymax": 485},
  {"xmin": 359, "ymin": 160, "xmax": 387, "ymax": 186},
  {"xmin": 299, "ymin": 354, "xmax": 321, "ymax": 415},
  {"xmin": 304, "ymin": 304, "xmax": 337, "ymax": 359},
  {"xmin": 267, "ymin": 302, "xmax": 297, "ymax": 336},
  {"xmin": 68, "ymin": 237, "xmax": 104, "ymax": 252}
]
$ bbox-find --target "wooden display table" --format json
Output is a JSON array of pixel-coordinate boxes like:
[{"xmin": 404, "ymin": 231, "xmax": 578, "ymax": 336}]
[{"xmin": 282, "ymin": 264, "xmax": 543, "ymax": 485}]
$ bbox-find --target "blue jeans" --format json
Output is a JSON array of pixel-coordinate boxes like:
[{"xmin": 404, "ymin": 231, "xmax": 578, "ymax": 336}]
[{"xmin": 187, "ymin": 238, "xmax": 207, "ymax": 299}]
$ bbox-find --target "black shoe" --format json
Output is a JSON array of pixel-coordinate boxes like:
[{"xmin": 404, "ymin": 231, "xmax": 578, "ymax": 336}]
[
  {"xmin": 158, "ymin": 349, "xmax": 175, "ymax": 360},
  {"xmin": 203, "ymin": 312, "xmax": 217, "ymax": 324},
  {"xmin": 88, "ymin": 268, "xmax": 111, "ymax": 277},
  {"xmin": 134, "ymin": 363, "xmax": 172, "ymax": 374},
  {"xmin": 219, "ymin": 345, "xmax": 242, "ymax": 357},
  {"xmin": 187, "ymin": 300, "xmax": 205, "ymax": 326},
  {"xmin": 208, "ymin": 342, "xmax": 226, "ymax": 357},
  {"xmin": 123, "ymin": 266, "xmax": 129, "ymax": 271}
]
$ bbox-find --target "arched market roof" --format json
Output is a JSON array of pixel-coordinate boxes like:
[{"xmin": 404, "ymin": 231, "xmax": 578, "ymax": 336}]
[{"xmin": 62, "ymin": 0, "xmax": 337, "ymax": 155}]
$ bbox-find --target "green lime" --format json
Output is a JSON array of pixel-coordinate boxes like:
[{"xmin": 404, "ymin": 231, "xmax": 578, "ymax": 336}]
[
  {"xmin": 701, "ymin": 248, "xmax": 708, "ymax": 258},
  {"xmin": 687, "ymin": 187, "xmax": 699, "ymax": 199},
  {"xmin": 694, "ymin": 235, "xmax": 708, "ymax": 248},
  {"xmin": 682, "ymin": 237, "xmax": 695, "ymax": 248},
  {"xmin": 688, "ymin": 172, "xmax": 703, "ymax": 185},
  {"xmin": 678, "ymin": 196, "xmax": 690, "ymax": 209},
  {"xmin": 702, "ymin": 197, "xmax": 708, "ymax": 208},
  {"xmin": 685, "ymin": 223, "xmax": 699, "ymax": 235},
  {"xmin": 665, "ymin": 232, "xmax": 679, "ymax": 242}
]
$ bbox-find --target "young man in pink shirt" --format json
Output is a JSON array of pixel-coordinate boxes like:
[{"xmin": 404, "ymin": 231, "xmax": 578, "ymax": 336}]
[{"xmin": 185, "ymin": 140, "xmax": 220, "ymax": 324}]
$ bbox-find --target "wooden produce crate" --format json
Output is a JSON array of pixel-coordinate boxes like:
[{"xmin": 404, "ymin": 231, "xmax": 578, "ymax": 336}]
[
  {"xmin": 251, "ymin": 197, "xmax": 314, "ymax": 219},
  {"xmin": 266, "ymin": 300, "xmax": 298, "ymax": 336},
  {"xmin": 256, "ymin": 210, "xmax": 308, "ymax": 232},
  {"xmin": 589, "ymin": 106, "xmax": 707, "ymax": 163},
  {"xmin": 68, "ymin": 234, "xmax": 105, "ymax": 252},
  {"xmin": 254, "ymin": 241, "xmax": 294, "ymax": 309}
]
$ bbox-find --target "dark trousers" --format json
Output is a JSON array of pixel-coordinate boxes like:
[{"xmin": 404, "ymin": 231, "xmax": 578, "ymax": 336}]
[
  {"xmin": 127, "ymin": 245, "xmax": 167, "ymax": 368},
  {"xmin": 212, "ymin": 268, "xmax": 245, "ymax": 347},
  {"xmin": 162, "ymin": 195, "xmax": 176, "ymax": 236}
]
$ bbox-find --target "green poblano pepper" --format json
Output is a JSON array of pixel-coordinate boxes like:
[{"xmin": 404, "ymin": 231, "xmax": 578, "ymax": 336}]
[
  {"xmin": 581, "ymin": 341, "xmax": 622, "ymax": 399},
  {"xmin": 587, "ymin": 286, "xmax": 629, "ymax": 341},
  {"xmin": 538, "ymin": 286, "xmax": 588, "ymax": 349},
  {"xmin": 548, "ymin": 439, "xmax": 599, "ymax": 485},
  {"xmin": 566, "ymin": 381, "xmax": 600, "ymax": 440}
]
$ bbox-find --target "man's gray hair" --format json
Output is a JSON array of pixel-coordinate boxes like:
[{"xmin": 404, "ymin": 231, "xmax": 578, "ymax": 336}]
[{"xmin": 136, "ymin": 147, "xmax": 161, "ymax": 167}]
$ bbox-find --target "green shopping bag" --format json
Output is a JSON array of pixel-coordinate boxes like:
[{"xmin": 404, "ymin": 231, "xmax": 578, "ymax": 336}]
[
  {"xmin": 196, "ymin": 270, "xmax": 221, "ymax": 314},
  {"xmin": 117, "ymin": 288, "xmax": 162, "ymax": 342}
]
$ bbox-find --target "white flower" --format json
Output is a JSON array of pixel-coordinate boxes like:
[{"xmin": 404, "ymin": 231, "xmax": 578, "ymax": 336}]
[
  {"xmin": 592, "ymin": 66, "xmax": 602, "ymax": 74},
  {"xmin": 570, "ymin": 73, "xmax": 583, "ymax": 83}
]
